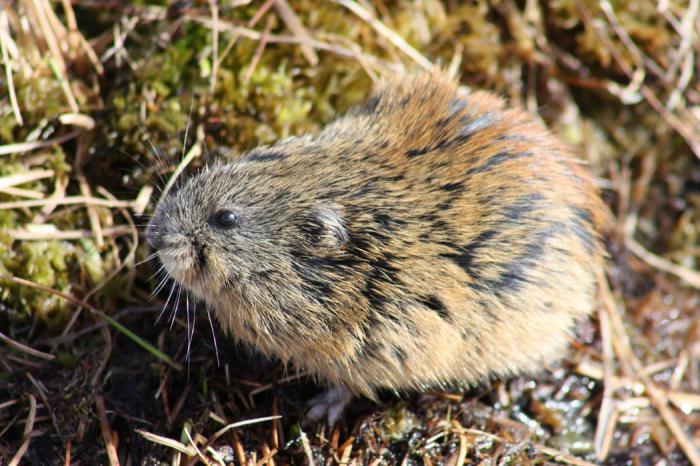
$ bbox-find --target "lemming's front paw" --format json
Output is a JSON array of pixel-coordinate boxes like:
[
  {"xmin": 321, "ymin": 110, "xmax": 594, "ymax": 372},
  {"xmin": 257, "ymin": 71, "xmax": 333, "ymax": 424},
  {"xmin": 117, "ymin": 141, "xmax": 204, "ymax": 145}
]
[{"xmin": 305, "ymin": 386, "xmax": 354, "ymax": 426}]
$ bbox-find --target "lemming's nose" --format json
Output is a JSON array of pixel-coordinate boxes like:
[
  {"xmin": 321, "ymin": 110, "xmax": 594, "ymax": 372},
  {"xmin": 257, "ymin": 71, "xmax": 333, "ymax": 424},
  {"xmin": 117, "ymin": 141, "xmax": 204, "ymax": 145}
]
[{"xmin": 146, "ymin": 226, "xmax": 164, "ymax": 250}]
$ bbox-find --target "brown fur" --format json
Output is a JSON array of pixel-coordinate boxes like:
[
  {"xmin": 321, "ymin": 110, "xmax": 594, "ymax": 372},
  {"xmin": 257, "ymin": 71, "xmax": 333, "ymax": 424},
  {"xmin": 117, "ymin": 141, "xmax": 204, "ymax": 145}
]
[{"xmin": 147, "ymin": 70, "xmax": 607, "ymax": 399}]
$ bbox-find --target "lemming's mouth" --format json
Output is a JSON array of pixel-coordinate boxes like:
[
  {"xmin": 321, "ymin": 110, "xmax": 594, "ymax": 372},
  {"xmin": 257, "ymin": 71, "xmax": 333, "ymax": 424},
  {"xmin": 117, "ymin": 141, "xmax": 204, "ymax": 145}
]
[{"xmin": 156, "ymin": 248, "xmax": 198, "ymax": 289}]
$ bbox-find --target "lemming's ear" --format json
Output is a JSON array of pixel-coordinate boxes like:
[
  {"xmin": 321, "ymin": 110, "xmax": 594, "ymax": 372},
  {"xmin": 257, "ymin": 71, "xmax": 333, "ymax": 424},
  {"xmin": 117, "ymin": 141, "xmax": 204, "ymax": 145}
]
[{"xmin": 305, "ymin": 205, "xmax": 349, "ymax": 249}]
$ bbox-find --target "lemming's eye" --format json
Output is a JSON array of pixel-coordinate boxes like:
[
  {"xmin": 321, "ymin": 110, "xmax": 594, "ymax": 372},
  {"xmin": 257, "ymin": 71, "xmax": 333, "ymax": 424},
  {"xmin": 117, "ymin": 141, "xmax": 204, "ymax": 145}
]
[{"xmin": 209, "ymin": 210, "xmax": 240, "ymax": 229}]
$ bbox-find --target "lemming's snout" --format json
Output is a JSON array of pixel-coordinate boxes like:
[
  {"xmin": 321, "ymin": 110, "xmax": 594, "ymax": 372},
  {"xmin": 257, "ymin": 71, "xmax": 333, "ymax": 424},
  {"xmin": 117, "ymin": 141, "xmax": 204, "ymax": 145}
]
[{"xmin": 145, "ymin": 223, "xmax": 164, "ymax": 250}]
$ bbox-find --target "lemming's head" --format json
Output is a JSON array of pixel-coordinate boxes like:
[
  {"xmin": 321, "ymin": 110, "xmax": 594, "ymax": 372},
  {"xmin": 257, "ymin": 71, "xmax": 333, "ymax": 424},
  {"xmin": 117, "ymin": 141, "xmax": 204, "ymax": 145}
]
[{"xmin": 146, "ymin": 157, "xmax": 351, "ymax": 303}]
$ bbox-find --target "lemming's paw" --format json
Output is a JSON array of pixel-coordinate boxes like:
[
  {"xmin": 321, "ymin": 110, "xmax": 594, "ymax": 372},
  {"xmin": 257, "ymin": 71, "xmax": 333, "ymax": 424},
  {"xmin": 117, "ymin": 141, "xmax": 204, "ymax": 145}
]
[{"xmin": 305, "ymin": 386, "xmax": 353, "ymax": 426}]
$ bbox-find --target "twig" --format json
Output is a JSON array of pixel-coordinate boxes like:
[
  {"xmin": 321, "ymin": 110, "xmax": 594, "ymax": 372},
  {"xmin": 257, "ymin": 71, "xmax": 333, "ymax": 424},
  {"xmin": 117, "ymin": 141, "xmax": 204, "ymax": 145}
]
[
  {"xmin": 32, "ymin": 0, "xmax": 80, "ymax": 112},
  {"xmin": 29, "ymin": 0, "xmax": 66, "ymax": 69},
  {"xmin": 64, "ymin": 441, "xmax": 72, "ymax": 466},
  {"xmin": 41, "ymin": 168, "xmax": 69, "ymax": 216},
  {"xmin": 300, "ymin": 430, "xmax": 315, "ymax": 466},
  {"xmin": 0, "ymin": 130, "xmax": 80, "ymax": 156},
  {"xmin": 318, "ymin": 31, "xmax": 378, "ymax": 81},
  {"xmin": 8, "ymin": 394, "xmax": 36, "ymax": 466},
  {"xmin": 446, "ymin": 43, "xmax": 464, "ymax": 79},
  {"xmin": 96, "ymin": 395, "xmax": 120, "ymax": 466},
  {"xmin": 190, "ymin": 16, "xmax": 396, "ymax": 74},
  {"xmin": 215, "ymin": 0, "xmax": 276, "ymax": 72},
  {"xmin": 666, "ymin": 0, "xmax": 699, "ymax": 109},
  {"xmin": 91, "ymin": 326, "xmax": 113, "ymax": 387},
  {"xmin": 455, "ymin": 432, "xmax": 468, "ymax": 466},
  {"xmin": 0, "ymin": 195, "xmax": 132, "ymax": 210},
  {"xmin": 0, "ymin": 9, "xmax": 23, "ymax": 125},
  {"xmin": 77, "ymin": 171, "xmax": 105, "ymax": 248},
  {"xmin": 0, "ymin": 399, "xmax": 20, "ymax": 410},
  {"xmin": 184, "ymin": 426, "xmax": 210, "ymax": 466},
  {"xmin": 335, "ymin": 0, "xmax": 432, "ymax": 70},
  {"xmin": 598, "ymin": 269, "xmax": 700, "ymax": 465},
  {"xmin": 55, "ymin": 0, "xmax": 102, "ymax": 75},
  {"xmin": 626, "ymin": 237, "xmax": 700, "ymax": 289},
  {"xmin": 242, "ymin": 15, "xmax": 274, "ymax": 83},
  {"xmin": 642, "ymin": 379, "xmax": 700, "ymax": 465},
  {"xmin": 59, "ymin": 112, "xmax": 96, "ymax": 129},
  {"xmin": 100, "ymin": 15, "xmax": 139, "ymax": 68},
  {"xmin": 26, "ymin": 371, "xmax": 62, "ymax": 437},
  {"xmin": 272, "ymin": 399, "xmax": 281, "ymax": 450},
  {"xmin": 594, "ymin": 280, "xmax": 617, "ymax": 460},
  {"xmin": 0, "ymin": 330, "xmax": 55, "ymax": 360},
  {"xmin": 136, "ymin": 429, "xmax": 197, "ymax": 455},
  {"xmin": 7, "ymin": 225, "xmax": 132, "ymax": 241},
  {"xmin": 533, "ymin": 444, "xmax": 598, "ymax": 466},
  {"xmin": 273, "ymin": 0, "xmax": 318, "ymax": 66},
  {"xmin": 132, "ymin": 185, "xmax": 154, "ymax": 215},
  {"xmin": 668, "ymin": 390, "xmax": 700, "ymax": 412},
  {"xmin": 0, "ymin": 186, "xmax": 45, "ymax": 199},
  {"xmin": 208, "ymin": 0, "xmax": 219, "ymax": 93},
  {"xmin": 207, "ymin": 415, "xmax": 282, "ymax": 446},
  {"xmin": 50, "ymin": 56, "xmax": 80, "ymax": 112},
  {"xmin": 59, "ymin": 0, "xmax": 77, "ymax": 31},
  {"xmin": 0, "ymin": 169, "xmax": 54, "ymax": 190},
  {"xmin": 599, "ymin": 1, "xmax": 656, "ymax": 75},
  {"xmin": 232, "ymin": 431, "xmax": 247, "ymax": 466},
  {"xmin": 257, "ymin": 445, "xmax": 277, "ymax": 466},
  {"xmin": 138, "ymin": 416, "xmax": 281, "ymax": 462}
]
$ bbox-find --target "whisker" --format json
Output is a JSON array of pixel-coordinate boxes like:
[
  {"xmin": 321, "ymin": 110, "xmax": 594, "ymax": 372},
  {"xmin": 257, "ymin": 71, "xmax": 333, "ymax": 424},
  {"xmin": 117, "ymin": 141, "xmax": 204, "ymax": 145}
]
[
  {"xmin": 178, "ymin": 97, "xmax": 195, "ymax": 193},
  {"xmin": 112, "ymin": 146, "xmax": 157, "ymax": 179},
  {"xmin": 146, "ymin": 263, "xmax": 166, "ymax": 288},
  {"xmin": 170, "ymin": 284, "xmax": 183, "ymax": 330},
  {"xmin": 185, "ymin": 293, "xmax": 198, "ymax": 378},
  {"xmin": 150, "ymin": 269, "xmax": 171, "ymax": 300},
  {"xmin": 205, "ymin": 302, "xmax": 220, "ymax": 367},
  {"xmin": 156, "ymin": 280, "xmax": 177, "ymax": 324},
  {"xmin": 185, "ymin": 291, "xmax": 192, "ymax": 363},
  {"xmin": 144, "ymin": 135, "xmax": 169, "ymax": 189},
  {"xmin": 158, "ymin": 98, "xmax": 196, "ymax": 203},
  {"xmin": 190, "ymin": 296, "xmax": 197, "ymax": 345},
  {"xmin": 201, "ymin": 134, "xmax": 210, "ymax": 159},
  {"xmin": 182, "ymin": 98, "xmax": 194, "ymax": 162},
  {"xmin": 113, "ymin": 143, "xmax": 165, "ymax": 197},
  {"xmin": 134, "ymin": 252, "xmax": 159, "ymax": 268}
]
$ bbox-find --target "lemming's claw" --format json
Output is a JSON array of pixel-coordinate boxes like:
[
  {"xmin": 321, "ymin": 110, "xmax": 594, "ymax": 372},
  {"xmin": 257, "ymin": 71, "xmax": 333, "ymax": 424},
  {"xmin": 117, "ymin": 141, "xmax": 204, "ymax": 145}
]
[{"xmin": 306, "ymin": 386, "xmax": 353, "ymax": 426}]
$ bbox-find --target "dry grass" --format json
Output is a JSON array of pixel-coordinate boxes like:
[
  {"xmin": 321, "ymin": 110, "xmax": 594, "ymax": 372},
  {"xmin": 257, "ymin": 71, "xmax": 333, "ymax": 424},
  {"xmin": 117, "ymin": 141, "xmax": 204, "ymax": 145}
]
[{"xmin": 1, "ymin": 0, "xmax": 699, "ymax": 464}]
